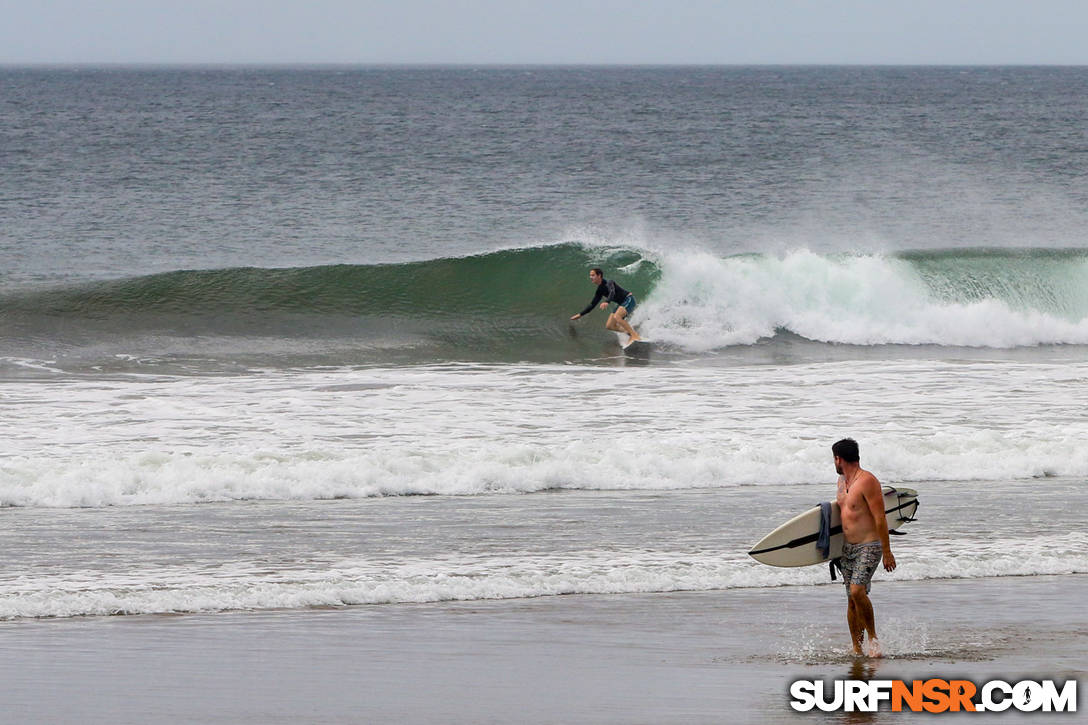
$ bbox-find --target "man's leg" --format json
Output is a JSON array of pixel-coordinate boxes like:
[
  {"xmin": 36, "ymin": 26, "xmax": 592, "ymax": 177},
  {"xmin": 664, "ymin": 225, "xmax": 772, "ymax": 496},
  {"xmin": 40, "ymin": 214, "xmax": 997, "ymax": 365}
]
[
  {"xmin": 846, "ymin": 593, "xmax": 865, "ymax": 656},
  {"xmin": 613, "ymin": 307, "xmax": 640, "ymax": 341},
  {"xmin": 849, "ymin": 584, "xmax": 881, "ymax": 657}
]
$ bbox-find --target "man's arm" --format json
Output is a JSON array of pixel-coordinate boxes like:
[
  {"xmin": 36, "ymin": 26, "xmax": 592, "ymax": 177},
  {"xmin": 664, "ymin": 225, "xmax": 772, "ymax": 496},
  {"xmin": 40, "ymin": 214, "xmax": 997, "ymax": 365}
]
[
  {"xmin": 572, "ymin": 289, "xmax": 604, "ymax": 319},
  {"xmin": 863, "ymin": 476, "xmax": 897, "ymax": 571}
]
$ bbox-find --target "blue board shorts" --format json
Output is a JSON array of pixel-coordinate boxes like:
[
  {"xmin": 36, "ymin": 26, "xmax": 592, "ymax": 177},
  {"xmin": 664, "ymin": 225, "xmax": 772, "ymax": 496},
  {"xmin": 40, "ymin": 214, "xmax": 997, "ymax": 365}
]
[
  {"xmin": 614, "ymin": 294, "xmax": 637, "ymax": 315},
  {"xmin": 841, "ymin": 540, "xmax": 882, "ymax": 593}
]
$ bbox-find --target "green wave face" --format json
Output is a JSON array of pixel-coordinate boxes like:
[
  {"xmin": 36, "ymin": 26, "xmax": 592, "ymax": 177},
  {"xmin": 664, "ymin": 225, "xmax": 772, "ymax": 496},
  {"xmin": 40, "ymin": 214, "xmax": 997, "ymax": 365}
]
[
  {"xmin": 10, "ymin": 243, "xmax": 657, "ymax": 317},
  {"xmin": 900, "ymin": 248, "xmax": 1088, "ymax": 319},
  {"xmin": 0, "ymin": 244, "xmax": 663, "ymax": 365}
]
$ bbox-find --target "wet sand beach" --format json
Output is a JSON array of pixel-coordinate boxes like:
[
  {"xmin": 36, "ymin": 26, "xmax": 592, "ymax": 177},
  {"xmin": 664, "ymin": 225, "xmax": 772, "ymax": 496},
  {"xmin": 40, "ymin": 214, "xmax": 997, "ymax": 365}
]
[{"xmin": 3, "ymin": 575, "xmax": 1083, "ymax": 724}]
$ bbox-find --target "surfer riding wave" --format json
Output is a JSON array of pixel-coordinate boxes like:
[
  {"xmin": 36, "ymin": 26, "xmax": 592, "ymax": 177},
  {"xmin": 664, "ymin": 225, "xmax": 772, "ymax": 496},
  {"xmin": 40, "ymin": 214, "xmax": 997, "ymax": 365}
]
[{"xmin": 570, "ymin": 267, "xmax": 641, "ymax": 345}]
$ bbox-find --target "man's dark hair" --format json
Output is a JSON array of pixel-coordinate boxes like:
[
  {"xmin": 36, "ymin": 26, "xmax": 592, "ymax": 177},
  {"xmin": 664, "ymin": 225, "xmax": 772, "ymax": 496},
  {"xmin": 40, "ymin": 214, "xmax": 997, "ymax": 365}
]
[
  {"xmin": 832, "ymin": 438, "xmax": 860, "ymax": 463},
  {"xmin": 590, "ymin": 267, "xmax": 603, "ymax": 277}
]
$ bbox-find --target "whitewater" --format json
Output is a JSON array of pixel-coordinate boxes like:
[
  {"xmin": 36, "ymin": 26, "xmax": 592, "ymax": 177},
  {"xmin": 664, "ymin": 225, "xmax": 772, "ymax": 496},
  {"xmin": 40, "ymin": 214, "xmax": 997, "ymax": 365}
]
[
  {"xmin": 3, "ymin": 525, "xmax": 1085, "ymax": 619},
  {"xmin": 640, "ymin": 246, "xmax": 1088, "ymax": 349},
  {"xmin": 4, "ymin": 343, "xmax": 1087, "ymax": 620},
  {"xmin": 3, "ymin": 357, "xmax": 1087, "ymax": 508}
]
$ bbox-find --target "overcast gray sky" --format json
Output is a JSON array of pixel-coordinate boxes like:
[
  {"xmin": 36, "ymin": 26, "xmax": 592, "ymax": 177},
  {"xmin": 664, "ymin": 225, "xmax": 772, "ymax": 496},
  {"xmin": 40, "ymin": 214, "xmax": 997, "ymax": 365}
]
[{"xmin": 1, "ymin": 0, "xmax": 1085, "ymax": 65}]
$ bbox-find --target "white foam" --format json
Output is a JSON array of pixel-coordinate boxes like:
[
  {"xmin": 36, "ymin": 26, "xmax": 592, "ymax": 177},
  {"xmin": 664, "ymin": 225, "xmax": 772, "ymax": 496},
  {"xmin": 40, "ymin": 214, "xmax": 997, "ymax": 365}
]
[
  {"xmin": 0, "ymin": 357, "xmax": 63, "ymax": 373},
  {"xmin": 636, "ymin": 248, "xmax": 1088, "ymax": 349},
  {"xmin": 3, "ymin": 535, "xmax": 1084, "ymax": 620},
  {"xmin": 3, "ymin": 361, "xmax": 1088, "ymax": 507}
]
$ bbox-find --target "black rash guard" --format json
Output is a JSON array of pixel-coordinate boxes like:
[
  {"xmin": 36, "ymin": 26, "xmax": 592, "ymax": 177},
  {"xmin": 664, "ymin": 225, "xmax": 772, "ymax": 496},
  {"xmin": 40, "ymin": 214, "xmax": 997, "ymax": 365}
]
[{"xmin": 578, "ymin": 279, "xmax": 631, "ymax": 317}]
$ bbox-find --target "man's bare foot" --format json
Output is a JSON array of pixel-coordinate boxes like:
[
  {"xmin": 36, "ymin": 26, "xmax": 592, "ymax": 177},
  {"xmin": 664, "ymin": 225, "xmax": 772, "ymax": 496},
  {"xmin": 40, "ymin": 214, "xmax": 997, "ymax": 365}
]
[
  {"xmin": 628, "ymin": 334, "xmax": 641, "ymax": 343},
  {"xmin": 868, "ymin": 638, "xmax": 883, "ymax": 658}
]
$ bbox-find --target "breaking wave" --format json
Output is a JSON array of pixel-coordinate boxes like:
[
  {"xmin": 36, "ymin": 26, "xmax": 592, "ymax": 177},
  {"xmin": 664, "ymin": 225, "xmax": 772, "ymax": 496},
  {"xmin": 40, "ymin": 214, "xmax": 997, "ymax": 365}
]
[{"xmin": 3, "ymin": 244, "xmax": 1088, "ymax": 367}]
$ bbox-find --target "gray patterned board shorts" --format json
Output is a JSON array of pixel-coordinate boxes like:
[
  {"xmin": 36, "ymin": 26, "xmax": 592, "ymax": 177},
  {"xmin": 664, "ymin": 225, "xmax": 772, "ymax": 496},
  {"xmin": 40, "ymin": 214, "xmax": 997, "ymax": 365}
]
[{"xmin": 841, "ymin": 540, "xmax": 883, "ymax": 593}]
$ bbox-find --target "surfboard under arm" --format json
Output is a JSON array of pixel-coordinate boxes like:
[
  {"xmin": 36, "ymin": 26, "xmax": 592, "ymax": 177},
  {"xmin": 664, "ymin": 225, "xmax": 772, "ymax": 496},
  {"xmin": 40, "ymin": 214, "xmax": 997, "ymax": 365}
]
[{"xmin": 747, "ymin": 487, "xmax": 919, "ymax": 568}]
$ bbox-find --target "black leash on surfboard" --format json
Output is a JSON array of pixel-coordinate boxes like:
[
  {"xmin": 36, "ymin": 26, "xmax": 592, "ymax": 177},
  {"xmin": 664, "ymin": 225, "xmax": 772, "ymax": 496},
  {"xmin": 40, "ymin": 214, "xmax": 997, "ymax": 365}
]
[
  {"xmin": 896, "ymin": 488, "xmax": 919, "ymax": 523},
  {"xmin": 888, "ymin": 487, "xmax": 919, "ymax": 535}
]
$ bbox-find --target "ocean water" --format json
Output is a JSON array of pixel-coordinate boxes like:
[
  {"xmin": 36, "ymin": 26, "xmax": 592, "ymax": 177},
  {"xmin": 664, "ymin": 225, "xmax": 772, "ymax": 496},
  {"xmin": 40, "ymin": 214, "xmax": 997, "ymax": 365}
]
[{"xmin": 1, "ymin": 66, "xmax": 1086, "ymax": 625}]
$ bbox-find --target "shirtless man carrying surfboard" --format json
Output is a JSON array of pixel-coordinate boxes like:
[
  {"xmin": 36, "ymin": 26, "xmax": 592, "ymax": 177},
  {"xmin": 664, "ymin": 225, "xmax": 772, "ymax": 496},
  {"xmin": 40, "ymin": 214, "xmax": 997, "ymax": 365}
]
[{"xmin": 833, "ymin": 438, "xmax": 897, "ymax": 658}]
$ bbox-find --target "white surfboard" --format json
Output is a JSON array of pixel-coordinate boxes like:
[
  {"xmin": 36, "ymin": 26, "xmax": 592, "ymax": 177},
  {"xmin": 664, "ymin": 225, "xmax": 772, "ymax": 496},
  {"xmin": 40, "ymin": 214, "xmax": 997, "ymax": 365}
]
[
  {"xmin": 748, "ymin": 487, "xmax": 919, "ymax": 567},
  {"xmin": 622, "ymin": 339, "xmax": 651, "ymax": 352}
]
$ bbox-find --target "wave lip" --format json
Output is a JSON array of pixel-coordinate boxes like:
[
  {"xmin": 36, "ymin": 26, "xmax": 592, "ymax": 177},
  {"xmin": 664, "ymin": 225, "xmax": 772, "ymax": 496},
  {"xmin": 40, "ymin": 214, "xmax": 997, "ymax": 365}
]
[{"xmin": 0, "ymin": 242, "xmax": 656, "ymax": 320}]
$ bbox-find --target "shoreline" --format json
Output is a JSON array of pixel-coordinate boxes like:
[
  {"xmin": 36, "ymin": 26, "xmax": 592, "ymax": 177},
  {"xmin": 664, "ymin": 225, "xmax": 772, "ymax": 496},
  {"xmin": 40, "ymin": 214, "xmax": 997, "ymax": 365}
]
[{"xmin": 3, "ymin": 574, "xmax": 1084, "ymax": 724}]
